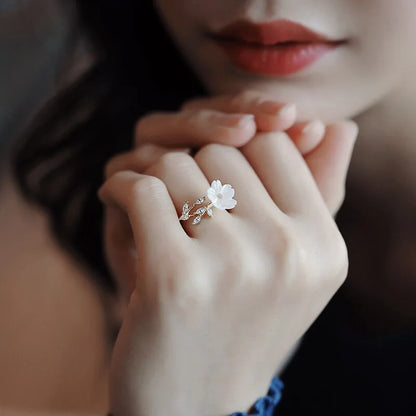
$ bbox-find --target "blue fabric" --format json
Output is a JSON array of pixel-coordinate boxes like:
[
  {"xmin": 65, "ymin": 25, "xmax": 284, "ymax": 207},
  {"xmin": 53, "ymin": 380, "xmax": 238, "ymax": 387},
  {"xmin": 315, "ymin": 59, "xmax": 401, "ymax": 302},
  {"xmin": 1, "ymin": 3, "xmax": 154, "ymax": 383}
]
[
  {"xmin": 230, "ymin": 377, "xmax": 283, "ymax": 415},
  {"xmin": 107, "ymin": 377, "xmax": 283, "ymax": 416}
]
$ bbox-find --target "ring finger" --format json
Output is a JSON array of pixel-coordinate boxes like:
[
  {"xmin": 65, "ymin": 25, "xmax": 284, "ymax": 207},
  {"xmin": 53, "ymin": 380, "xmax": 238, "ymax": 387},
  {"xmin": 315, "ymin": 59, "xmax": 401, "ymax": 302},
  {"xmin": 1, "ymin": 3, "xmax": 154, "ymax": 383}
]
[
  {"xmin": 144, "ymin": 152, "xmax": 226, "ymax": 237},
  {"xmin": 193, "ymin": 144, "xmax": 283, "ymax": 220}
]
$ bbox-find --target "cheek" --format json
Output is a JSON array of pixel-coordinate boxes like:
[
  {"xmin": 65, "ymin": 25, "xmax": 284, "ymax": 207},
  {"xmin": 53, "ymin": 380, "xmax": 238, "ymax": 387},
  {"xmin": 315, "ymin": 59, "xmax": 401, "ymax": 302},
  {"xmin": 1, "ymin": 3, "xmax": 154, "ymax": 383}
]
[
  {"xmin": 153, "ymin": 0, "xmax": 223, "ymax": 36},
  {"xmin": 153, "ymin": 0, "xmax": 246, "ymax": 60},
  {"xmin": 353, "ymin": 1, "xmax": 416, "ymax": 77},
  {"xmin": 152, "ymin": 0, "xmax": 207, "ymax": 64}
]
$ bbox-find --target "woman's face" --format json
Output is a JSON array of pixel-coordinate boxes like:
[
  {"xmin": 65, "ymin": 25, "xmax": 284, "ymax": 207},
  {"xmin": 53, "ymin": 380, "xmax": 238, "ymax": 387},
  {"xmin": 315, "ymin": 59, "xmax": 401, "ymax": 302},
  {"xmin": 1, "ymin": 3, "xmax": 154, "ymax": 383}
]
[{"xmin": 153, "ymin": 0, "xmax": 416, "ymax": 121}]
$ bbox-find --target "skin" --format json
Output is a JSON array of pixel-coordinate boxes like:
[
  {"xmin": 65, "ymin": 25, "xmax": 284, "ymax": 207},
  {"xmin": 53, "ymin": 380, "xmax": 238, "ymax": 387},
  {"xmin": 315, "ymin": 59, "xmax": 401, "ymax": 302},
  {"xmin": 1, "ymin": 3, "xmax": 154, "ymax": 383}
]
[
  {"xmin": 153, "ymin": 0, "xmax": 416, "ymax": 122},
  {"xmin": 149, "ymin": 0, "xmax": 416, "ymax": 330},
  {"xmin": 99, "ymin": 1, "xmax": 416, "ymax": 415},
  {"xmin": 3, "ymin": 0, "xmax": 416, "ymax": 415},
  {"xmin": 100, "ymin": 123, "xmax": 357, "ymax": 416},
  {"xmin": 104, "ymin": 97, "xmax": 357, "ymax": 300}
]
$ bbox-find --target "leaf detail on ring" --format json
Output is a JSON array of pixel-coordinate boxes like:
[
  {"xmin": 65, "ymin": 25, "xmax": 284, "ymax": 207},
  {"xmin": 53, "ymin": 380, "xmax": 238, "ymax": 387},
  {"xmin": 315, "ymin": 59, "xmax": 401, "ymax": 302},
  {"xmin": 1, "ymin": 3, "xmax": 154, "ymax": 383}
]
[
  {"xmin": 182, "ymin": 202, "xmax": 190, "ymax": 214},
  {"xmin": 192, "ymin": 215, "xmax": 202, "ymax": 225}
]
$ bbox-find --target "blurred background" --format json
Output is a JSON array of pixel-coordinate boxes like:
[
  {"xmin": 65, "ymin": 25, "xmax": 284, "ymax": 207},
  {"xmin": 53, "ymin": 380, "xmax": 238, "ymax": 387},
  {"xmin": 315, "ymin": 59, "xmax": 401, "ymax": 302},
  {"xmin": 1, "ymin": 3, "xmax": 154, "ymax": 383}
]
[
  {"xmin": 0, "ymin": 2, "xmax": 110, "ymax": 413},
  {"xmin": 0, "ymin": 0, "xmax": 79, "ymax": 164}
]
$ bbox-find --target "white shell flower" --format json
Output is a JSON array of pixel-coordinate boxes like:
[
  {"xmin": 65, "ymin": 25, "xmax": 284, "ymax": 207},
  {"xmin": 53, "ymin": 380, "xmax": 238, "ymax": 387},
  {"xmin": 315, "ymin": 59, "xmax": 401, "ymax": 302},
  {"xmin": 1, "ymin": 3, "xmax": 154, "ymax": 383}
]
[{"xmin": 207, "ymin": 180, "xmax": 237, "ymax": 210}]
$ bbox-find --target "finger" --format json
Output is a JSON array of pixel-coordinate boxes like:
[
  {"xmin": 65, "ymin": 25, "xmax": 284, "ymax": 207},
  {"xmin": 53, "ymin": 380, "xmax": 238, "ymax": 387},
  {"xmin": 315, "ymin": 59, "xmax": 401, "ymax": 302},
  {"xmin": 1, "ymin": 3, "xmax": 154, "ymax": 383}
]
[
  {"xmin": 135, "ymin": 109, "xmax": 256, "ymax": 147},
  {"xmin": 305, "ymin": 121, "xmax": 359, "ymax": 215},
  {"xmin": 144, "ymin": 152, "xmax": 216, "ymax": 236},
  {"xmin": 241, "ymin": 132, "xmax": 325, "ymax": 217},
  {"xmin": 286, "ymin": 120, "xmax": 326, "ymax": 155},
  {"xmin": 193, "ymin": 144, "xmax": 279, "ymax": 218},
  {"xmin": 182, "ymin": 91, "xmax": 297, "ymax": 132},
  {"xmin": 98, "ymin": 171, "xmax": 187, "ymax": 259},
  {"xmin": 104, "ymin": 144, "xmax": 191, "ymax": 179},
  {"xmin": 103, "ymin": 204, "xmax": 137, "ymax": 300}
]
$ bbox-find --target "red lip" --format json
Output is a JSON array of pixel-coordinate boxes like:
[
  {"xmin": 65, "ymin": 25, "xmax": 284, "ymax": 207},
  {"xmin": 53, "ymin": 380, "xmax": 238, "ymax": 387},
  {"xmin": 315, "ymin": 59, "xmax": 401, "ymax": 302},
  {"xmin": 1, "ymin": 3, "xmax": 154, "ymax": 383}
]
[{"xmin": 211, "ymin": 19, "xmax": 344, "ymax": 76}]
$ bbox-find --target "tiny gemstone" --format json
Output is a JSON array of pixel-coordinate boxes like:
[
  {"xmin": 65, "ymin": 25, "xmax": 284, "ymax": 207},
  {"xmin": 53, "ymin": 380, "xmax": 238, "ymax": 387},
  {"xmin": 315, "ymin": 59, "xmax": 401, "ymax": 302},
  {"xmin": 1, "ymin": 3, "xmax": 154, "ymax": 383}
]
[
  {"xmin": 182, "ymin": 202, "xmax": 189, "ymax": 214},
  {"xmin": 192, "ymin": 215, "xmax": 202, "ymax": 225},
  {"xmin": 195, "ymin": 207, "xmax": 206, "ymax": 215},
  {"xmin": 196, "ymin": 197, "xmax": 205, "ymax": 204},
  {"xmin": 206, "ymin": 207, "xmax": 213, "ymax": 217},
  {"xmin": 179, "ymin": 213, "xmax": 190, "ymax": 221}
]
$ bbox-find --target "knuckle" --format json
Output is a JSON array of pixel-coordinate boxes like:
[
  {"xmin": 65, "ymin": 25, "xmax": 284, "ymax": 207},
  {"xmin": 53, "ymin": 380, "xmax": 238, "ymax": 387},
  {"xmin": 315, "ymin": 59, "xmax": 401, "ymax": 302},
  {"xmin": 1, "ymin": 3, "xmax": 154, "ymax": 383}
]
[
  {"xmin": 234, "ymin": 90, "xmax": 260, "ymax": 106},
  {"xmin": 161, "ymin": 261, "xmax": 213, "ymax": 313},
  {"xmin": 244, "ymin": 131, "xmax": 290, "ymax": 155},
  {"xmin": 104, "ymin": 154, "xmax": 122, "ymax": 179},
  {"xmin": 134, "ymin": 112, "xmax": 159, "ymax": 144},
  {"xmin": 136, "ymin": 143, "xmax": 159, "ymax": 162},
  {"xmin": 316, "ymin": 223, "xmax": 349, "ymax": 288},
  {"xmin": 258, "ymin": 131, "xmax": 291, "ymax": 146},
  {"xmin": 176, "ymin": 276, "xmax": 213, "ymax": 311},
  {"xmin": 154, "ymin": 151, "xmax": 194, "ymax": 175},
  {"xmin": 180, "ymin": 108, "xmax": 197, "ymax": 123},
  {"xmin": 129, "ymin": 175, "xmax": 167, "ymax": 202},
  {"xmin": 107, "ymin": 150, "xmax": 156, "ymax": 179},
  {"xmin": 262, "ymin": 216, "xmax": 349, "ymax": 295},
  {"xmin": 278, "ymin": 228, "xmax": 304, "ymax": 281},
  {"xmin": 195, "ymin": 143, "xmax": 232, "ymax": 162},
  {"xmin": 187, "ymin": 109, "xmax": 214, "ymax": 127},
  {"xmin": 329, "ymin": 187, "xmax": 346, "ymax": 215},
  {"xmin": 266, "ymin": 217, "xmax": 302, "ymax": 284},
  {"xmin": 269, "ymin": 217, "xmax": 340, "ymax": 294},
  {"xmin": 329, "ymin": 232, "xmax": 349, "ymax": 284},
  {"xmin": 215, "ymin": 127, "xmax": 237, "ymax": 143}
]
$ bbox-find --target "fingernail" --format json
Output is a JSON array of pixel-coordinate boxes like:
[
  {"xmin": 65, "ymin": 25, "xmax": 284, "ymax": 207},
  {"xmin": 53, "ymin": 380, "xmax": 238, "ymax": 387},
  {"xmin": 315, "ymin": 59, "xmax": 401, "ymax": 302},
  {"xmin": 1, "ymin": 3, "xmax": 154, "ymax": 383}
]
[
  {"xmin": 258, "ymin": 100, "xmax": 284, "ymax": 115},
  {"xmin": 276, "ymin": 103, "xmax": 296, "ymax": 119},
  {"xmin": 258, "ymin": 101, "xmax": 296, "ymax": 118},
  {"xmin": 302, "ymin": 120, "xmax": 325, "ymax": 139},
  {"xmin": 236, "ymin": 114, "xmax": 255, "ymax": 128},
  {"xmin": 220, "ymin": 113, "xmax": 255, "ymax": 128}
]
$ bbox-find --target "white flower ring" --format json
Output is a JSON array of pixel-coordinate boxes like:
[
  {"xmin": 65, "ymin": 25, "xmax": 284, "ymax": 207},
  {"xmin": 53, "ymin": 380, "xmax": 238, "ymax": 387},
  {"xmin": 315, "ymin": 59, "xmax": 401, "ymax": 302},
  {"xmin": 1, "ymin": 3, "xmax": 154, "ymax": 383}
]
[{"xmin": 179, "ymin": 180, "xmax": 237, "ymax": 225}]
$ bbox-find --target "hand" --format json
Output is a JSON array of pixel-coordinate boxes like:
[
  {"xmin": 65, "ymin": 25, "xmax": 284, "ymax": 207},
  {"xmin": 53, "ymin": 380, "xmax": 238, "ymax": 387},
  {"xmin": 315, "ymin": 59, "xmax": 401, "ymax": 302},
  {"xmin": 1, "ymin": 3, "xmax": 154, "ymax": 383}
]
[
  {"xmin": 107, "ymin": 90, "xmax": 353, "ymax": 214},
  {"xmin": 99, "ymin": 93, "xmax": 358, "ymax": 416},
  {"xmin": 104, "ymin": 92, "xmax": 357, "ymax": 299}
]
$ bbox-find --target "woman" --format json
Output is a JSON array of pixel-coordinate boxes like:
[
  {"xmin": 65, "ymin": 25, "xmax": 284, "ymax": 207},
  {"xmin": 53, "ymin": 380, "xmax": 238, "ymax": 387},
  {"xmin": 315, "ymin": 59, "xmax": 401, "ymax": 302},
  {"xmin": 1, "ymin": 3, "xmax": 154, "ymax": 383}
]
[{"xmin": 11, "ymin": 0, "xmax": 416, "ymax": 415}]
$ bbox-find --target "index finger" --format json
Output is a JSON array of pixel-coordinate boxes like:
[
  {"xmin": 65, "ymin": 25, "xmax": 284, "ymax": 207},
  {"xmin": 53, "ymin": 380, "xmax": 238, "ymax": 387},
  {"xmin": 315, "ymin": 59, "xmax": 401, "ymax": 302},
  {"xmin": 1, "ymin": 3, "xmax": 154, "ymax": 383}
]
[
  {"xmin": 98, "ymin": 171, "xmax": 188, "ymax": 259},
  {"xmin": 135, "ymin": 109, "xmax": 256, "ymax": 148},
  {"xmin": 182, "ymin": 90, "xmax": 297, "ymax": 132}
]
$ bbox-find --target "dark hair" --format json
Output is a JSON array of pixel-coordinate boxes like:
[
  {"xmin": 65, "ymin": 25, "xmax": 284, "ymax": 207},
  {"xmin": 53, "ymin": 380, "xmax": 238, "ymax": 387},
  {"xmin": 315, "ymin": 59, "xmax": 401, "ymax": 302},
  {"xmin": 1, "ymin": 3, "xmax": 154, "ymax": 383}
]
[{"xmin": 12, "ymin": 1, "xmax": 205, "ymax": 292}]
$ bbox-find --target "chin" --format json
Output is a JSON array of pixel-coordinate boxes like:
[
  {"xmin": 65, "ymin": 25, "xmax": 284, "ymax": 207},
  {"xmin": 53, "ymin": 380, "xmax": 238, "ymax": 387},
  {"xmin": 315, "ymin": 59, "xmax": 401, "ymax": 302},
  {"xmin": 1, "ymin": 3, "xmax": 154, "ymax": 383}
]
[{"xmin": 204, "ymin": 79, "xmax": 353, "ymax": 122}]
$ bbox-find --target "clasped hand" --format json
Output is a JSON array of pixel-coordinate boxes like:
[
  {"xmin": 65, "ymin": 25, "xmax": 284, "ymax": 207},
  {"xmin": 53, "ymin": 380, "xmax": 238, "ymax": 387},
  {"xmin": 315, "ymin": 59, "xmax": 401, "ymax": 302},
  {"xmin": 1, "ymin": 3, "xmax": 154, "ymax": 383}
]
[{"xmin": 98, "ymin": 91, "xmax": 358, "ymax": 416}]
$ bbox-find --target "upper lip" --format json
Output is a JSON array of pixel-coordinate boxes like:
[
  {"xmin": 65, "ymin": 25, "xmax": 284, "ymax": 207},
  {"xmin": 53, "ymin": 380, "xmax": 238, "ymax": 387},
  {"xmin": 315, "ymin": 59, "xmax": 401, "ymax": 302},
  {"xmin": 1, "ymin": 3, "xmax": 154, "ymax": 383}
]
[{"xmin": 211, "ymin": 19, "xmax": 340, "ymax": 46}]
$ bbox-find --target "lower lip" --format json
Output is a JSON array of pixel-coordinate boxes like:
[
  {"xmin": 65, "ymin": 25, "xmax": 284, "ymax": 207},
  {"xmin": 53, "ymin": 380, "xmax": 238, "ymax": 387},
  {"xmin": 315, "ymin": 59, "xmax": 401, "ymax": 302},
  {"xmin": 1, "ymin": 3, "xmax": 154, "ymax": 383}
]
[{"xmin": 216, "ymin": 41, "xmax": 340, "ymax": 76}]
